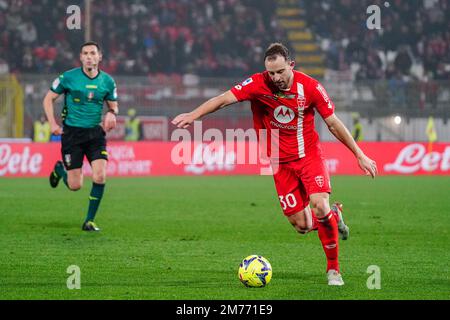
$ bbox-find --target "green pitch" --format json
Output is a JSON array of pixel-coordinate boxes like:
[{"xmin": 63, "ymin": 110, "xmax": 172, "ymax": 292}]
[{"xmin": 0, "ymin": 176, "xmax": 449, "ymax": 300}]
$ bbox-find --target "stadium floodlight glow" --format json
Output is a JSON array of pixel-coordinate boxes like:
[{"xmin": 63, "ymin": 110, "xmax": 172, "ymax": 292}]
[{"xmin": 394, "ymin": 116, "xmax": 402, "ymax": 125}]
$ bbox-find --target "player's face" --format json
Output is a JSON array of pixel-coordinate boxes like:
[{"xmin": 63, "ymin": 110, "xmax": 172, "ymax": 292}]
[
  {"xmin": 80, "ymin": 45, "xmax": 102, "ymax": 71},
  {"xmin": 265, "ymin": 56, "xmax": 295, "ymax": 90}
]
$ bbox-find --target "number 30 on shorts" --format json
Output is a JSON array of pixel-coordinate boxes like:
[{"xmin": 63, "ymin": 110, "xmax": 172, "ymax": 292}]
[{"xmin": 279, "ymin": 193, "xmax": 297, "ymax": 210}]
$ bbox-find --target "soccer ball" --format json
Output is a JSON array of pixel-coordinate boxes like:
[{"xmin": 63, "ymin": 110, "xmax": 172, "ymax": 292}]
[{"xmin": 238, "ymin": 255, "xmax": 272, "ymax": 288}]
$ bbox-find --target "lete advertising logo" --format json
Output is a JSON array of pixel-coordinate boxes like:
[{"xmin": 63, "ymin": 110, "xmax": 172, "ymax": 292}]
[
  {"xmin": 0, "ymin": 144, "xmax": 43, "ymax": 176},
  {"xmin": 384, "ymin": 144, "xmax": 450, "ymax": 174},
  {"xmin": 185, "ymin": 143, "xmax": 236, "ymax": 175}
]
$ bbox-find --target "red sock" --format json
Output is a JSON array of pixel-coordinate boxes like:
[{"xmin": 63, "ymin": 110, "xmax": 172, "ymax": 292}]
[{"xmin": 317, "ymin": 211, "xmax": 339, "ymax": 272}]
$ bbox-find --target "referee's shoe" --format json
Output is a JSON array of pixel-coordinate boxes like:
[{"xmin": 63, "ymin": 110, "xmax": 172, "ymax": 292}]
[
  {"xmin": 82, "ymin": 221, "xmax": 100, "ymax": 232},
  {"xmin": 49, "ymin": 161, "xmax": 64, "ymax": 188}
]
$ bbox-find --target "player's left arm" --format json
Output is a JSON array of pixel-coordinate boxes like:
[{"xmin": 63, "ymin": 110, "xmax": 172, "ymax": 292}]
[
  {"xmin": 311, "ymin": 80, "xmax": 377, "ymax": 178},
  {"xmin": 324, "ymin": 114, "xmax": 377, "ymax": 178},
  {"xmin": 103, "ymin": 77, "xmax": 119, "ymax": 132},
  {"xmin": 104, "ymin": 100, "xmax": 118, "ymax": 132}
]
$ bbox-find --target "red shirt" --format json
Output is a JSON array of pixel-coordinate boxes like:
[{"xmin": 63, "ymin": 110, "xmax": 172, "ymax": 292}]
[{"xmin": 230, "ymin": 70, "xmax": 335, "ymax": 162}]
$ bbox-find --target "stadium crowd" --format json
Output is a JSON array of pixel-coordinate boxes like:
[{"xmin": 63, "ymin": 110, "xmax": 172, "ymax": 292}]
[
  {"xmin": 0, "ymin": 0, "xmax": 282, "ymax": 77},
  {"xmin": 304, "ymin": 0, "xmax": 450, "ymax": 80},
  {"xmin": 1, "ymin": 0, "xmax": 449, "ymax": 80}
]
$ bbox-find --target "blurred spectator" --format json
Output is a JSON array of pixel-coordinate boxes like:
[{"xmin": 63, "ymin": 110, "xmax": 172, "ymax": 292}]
[
  {"xmin": 394, "ymin": 46, "xmax": 413, "ymax": 76},
  {"xmin": 18, "ymin": 22, "xmax": 37, "ymax": 45},
  {"xmin": 351, "ymin": 113, "xmax": 364, "ymax": 142},
  {"xmin": 388, "ymin": 71, "xmax": 407, "ymax": 105},
  {"xmin": 33, "ymin": 114, "xmax": 51, "ymax": 142},
  {"xmin": 0, "ymin": 57, "xmax": 9, "ymax": 74},
  {"xmin": 125, "ymin": 108, "xmax": 142, "ymax": 141}
]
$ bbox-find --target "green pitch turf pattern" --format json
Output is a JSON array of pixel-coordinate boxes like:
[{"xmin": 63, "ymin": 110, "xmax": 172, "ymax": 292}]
[{"xmin": 0, "ymin": 176, "xmax": 448, "ymax": 300}]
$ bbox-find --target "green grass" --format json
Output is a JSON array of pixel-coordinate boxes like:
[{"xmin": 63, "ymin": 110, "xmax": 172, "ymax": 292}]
[{"xmin": 0, "ymin": 176, "xmax": 449, "ymax": 300}]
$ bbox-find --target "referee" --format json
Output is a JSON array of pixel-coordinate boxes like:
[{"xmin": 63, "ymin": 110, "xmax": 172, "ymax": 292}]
[{"xmin": 43, "ymin": 42, "xmax": 119, "ymax": 232}]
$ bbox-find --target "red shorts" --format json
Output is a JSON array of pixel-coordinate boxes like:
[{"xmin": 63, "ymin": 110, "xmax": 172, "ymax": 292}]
[{"xmin": 272, "ymin": 154, "xmax": 331, "ymax": 216}]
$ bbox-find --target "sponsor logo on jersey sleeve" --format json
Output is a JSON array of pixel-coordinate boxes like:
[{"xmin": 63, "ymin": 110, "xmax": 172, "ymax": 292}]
[
  {"xmin": 242, "ymin": 78, "xmax": 253, "ymax": 86},
  {"xmin": 316, "ymin": 84, "xmax": 330, "ymax": 102}
]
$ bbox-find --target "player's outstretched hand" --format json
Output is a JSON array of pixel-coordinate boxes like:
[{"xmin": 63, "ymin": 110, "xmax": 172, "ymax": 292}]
[
  {"xmin": 50, "ymin": 123, "xmax": 63, "ymax": 136},
  {"xmin": 103, "ymin": 111, "xmax": 117, "ymax": 132},
  {"xmin": 357, "ymin": 154, "xmax": 378, "ymax": 178},
  {"xmin": 172, "ymin": 113, "xmax": 195, "ymax": 129}
]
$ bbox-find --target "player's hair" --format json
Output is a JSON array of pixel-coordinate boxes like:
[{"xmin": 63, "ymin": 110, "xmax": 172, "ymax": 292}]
[
  {"xmin": 264, "ymin": 43, "xmax": 291, "ymax": 62},
  {"xmin": 80, "ymin": 41, "xmax": 101, "ymax": 52}
]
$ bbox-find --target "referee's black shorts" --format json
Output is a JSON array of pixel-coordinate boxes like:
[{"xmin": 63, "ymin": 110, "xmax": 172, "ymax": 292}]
[{"xmin": 61, "ymin": 124, "xmax": 108, "ymax": 170}]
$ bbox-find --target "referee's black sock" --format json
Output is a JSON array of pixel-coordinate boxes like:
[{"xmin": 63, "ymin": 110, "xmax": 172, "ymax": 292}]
[{"xmin": 85, "ymin": 183, "xmax": 105, "ymax": 222}]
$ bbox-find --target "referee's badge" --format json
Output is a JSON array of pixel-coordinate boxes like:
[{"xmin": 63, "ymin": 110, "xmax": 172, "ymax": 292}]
[{"xmin": 87, "ymin": 91, "xmax": 94, "ymax": 101}]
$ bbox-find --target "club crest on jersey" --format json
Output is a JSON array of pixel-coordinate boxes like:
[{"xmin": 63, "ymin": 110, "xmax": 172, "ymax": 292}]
[
  {"xmin": 274, "ymin": 105, "xmax": 295, "ymax": 124},
  {"xmin": 297, "ymin": 96, "xmax": 306, "ymax": 109},
  {"xmin": 297, "ymin": 83, "xmax": 306, "ymax": 109},
  {"xmin": 315, "ymin": 176, "xmax": 325, "ymax": 188}
]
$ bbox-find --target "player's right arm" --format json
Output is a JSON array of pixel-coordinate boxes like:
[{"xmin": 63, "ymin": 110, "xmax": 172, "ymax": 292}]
[
  {"xmin": 172, "ymin": 90, "xmax": 238, "ymax": 129},
  {"xmin": 43, "ymin": 90, "xmax": 63, "ymax": 135},
  {"xmin": 172, "ymin": 75, "xmax": 260, "ymax": 129},
  {"xmin": 43, "ymin": 74, "xmax": 67, "ymax": 135}
]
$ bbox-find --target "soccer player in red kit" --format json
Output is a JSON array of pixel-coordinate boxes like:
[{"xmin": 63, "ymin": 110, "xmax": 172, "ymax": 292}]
[{"xmin": 172, "ymin": 43, "xmax": 377, "ymax": 286}]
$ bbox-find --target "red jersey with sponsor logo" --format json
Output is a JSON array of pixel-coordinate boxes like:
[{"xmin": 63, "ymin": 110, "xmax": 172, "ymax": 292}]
[{"xmin": 230, "ymin": 70, "xmax": 335, "ymax": 162}]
